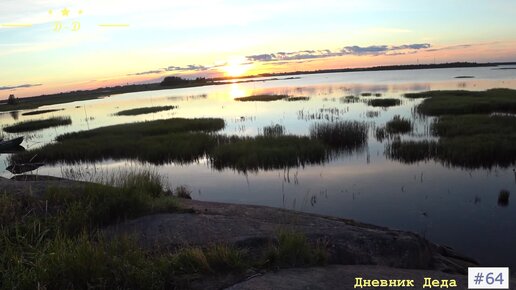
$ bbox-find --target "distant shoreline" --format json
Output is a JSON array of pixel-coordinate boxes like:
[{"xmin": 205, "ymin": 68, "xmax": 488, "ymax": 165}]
[{"xmin": 1, "ymin": 61, "xmax": 515, "ymax": 112}]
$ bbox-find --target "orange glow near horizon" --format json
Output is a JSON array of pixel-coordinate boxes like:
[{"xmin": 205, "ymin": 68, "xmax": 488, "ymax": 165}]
[
  {"xmin": 5, "ymin": 40, "xmax": 516, "ymax": 99},
  {"xmin": 221, "ymin": 57, "xmax": 252, "ymax": 77}
]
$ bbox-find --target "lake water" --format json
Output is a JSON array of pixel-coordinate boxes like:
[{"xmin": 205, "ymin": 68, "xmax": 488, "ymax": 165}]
[{"xmin": 1, "ymin": 66, "xmax": 516, "ymax": 266}]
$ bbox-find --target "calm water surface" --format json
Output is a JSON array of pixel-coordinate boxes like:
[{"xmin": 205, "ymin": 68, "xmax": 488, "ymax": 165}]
[{"xmin": 1, "ymin": 66, "xmax": 516, "ymax": 266}]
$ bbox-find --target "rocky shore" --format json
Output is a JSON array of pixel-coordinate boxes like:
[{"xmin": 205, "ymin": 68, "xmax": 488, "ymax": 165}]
[{"xmin": 2, "ymin": 175, "xmax": 513, "ymax": 289}]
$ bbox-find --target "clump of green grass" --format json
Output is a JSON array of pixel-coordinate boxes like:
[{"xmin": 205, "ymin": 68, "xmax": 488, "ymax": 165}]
[
  {"xmin": 386, "ymin": 140, "xmax": 438, "ymax": 164},
  {"xmin": 43, "ymin": 172, "xmax": 177, "ymax": 234},
  {"xmin": 405, "ymin": 89, "xmax": 516, "ymax": 115},
  {"xmin": 387, "ymin": 113, "xmax": 516, "ymax": 168},
  {"xmin": 387, "ymin": 136, "xmax": 516, "ymax": 168},
  {"xmin": 375, "ymin": 127, "xmax": 387, "ymax": 142},
  {"xmin": 211, "ymin": 135, "xmax": 327, "ymax": 172},
  {"xmin": 204, "ymin": 244, "xmax": 248, "ymax": 273},
  {"xmin": 498, "ymin": 190, "xmax": 510, "ymax": 207},
  {"xmin": 235, "ymin": 94, "xmax": 289, "ymax": 102},
  {"xmin": 432, "ymin": 115, "xmax": 516, "ymax": 168},
  {"xmin": 431, "ymin": 115, "xmax": 516, "ymax": 137},
  {"xmin": 115, "ymin": 105, "xmax": 177, "ymax": 116},
  {"xmin": 366, "ymin": 111, "xmax": 380, "ymax": 118},
  {"xmin": 385, "ymin": 115, "xmax": 412, "ymax": 134},
  {"xmin": 263, "ymin": 124, "xmax": 285, "ymax": 137},
  {"xmin": 340, "ymin": 95, "xmax": 360, "ymax": 103},
  {"xmin": 3, "ymin": 116, "xmax": 72, "ymax": 133},
  {"xmin": 0, "ymin": 171, "xmax": 188, "ymax": 289},
  {"xmin": 438, "ymin": 135, "xmax": 516, "ymax": 168},
  {"xmin": 11, "ymin": 118, "xmax": 225, "ymax": 165},
  {"xmin": 309, "ymin": 121, "xmax": 368, "ymax": 151},
  {"xmin": 264, "ymin": 230, "xmax": 328, "ymax": 268},
  {"xmin": 59, "ymin": 117, "xmax": 224, "ymax": 141},
  {"xmin": 1, "ymin": 233, "xmax": 173, "ymax": 290},
  {"xmin": 21, "ymin": 108, "xmax": 64, "ymax": 116},
  {"xmin": 286, "ymin": 96, "xmax": 310, "ymax": 102},
  {"xmin": 170, "ymin": 244, "xmax": 248, "ymax": 275},
  {"xmin": 367, "ymin": 98, "xmax": 401, "ymax": 107},
  {"xmin": 173, "ymin": 185, "xmax": 192, "ymax": 199},
  {"xmin": 171, "ymin": 247, "xmax": 212, "ymax": 274}
]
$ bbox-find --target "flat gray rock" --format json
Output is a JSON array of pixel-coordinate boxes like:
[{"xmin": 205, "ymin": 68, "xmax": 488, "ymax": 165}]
[{"xmin": 106, "ymin": 199, "xmax": 476, "ymax": 273}]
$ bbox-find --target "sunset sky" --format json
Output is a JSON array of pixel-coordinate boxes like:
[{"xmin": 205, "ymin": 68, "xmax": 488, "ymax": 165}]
[{"xmin": 1, "ymin": 0, "xmax": 515, "ymax": 97}]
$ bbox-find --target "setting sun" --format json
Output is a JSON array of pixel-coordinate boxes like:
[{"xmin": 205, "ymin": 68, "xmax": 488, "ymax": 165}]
[{"xmin": 221, "ymin": 57, "xmax": 252, "ymax": 77}]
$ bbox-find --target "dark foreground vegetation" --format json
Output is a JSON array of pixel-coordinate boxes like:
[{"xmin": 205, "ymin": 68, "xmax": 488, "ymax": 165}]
[
  {"xmin": 0, "ymin": 172, "xmax": 327, "ymax": 289},
  {"xmin": 115, "ymin": 105, "xmax": 177, "ymax": 116},
  {"xmin": 12, "ymin": 119, "xmax": 369, "ymax": 172},
  {"xmin": 3, "ymin": 117, "xmax": 71, "ymax": 133},
  {"xmin": 387, "ymin": 89, "xmax": 516, "ymax": 168}
]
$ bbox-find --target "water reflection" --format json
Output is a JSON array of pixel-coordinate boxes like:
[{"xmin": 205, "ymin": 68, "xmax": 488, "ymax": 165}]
[{"xmin": 9, "ymin": 110, "xmax": 19, "ymax": 120}]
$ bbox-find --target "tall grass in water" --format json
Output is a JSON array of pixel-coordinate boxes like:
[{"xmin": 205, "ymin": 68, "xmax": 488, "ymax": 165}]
[
  {"xmin": 235, "ymin": 94, "xmax": 289, "ymax": 102},
  {"xmin": 431, "ymin": 115, "xmax": 516, "ymax": 137},
  {"xmin": 432, "ymin": 115, "xmax": 516, "ymax": 168},
  {"xmin": 385, "ymin": 115, "xmax": 412, "ymax": 134},
  {"xmin": 22, "ymin": 108, "xmax": 64, "ymax": 116},
  {"xmin": 211, "ymin": 135, "xmax": 327, "ymax": 172},
  {"xmin": 3, "ymin": 116, "xmax": 72, "ymax": 133},
  {"xmin": 386, "ymin": 114, "xmax": 516, "ymax": 169},
  {"xmin": 386, "ymin": 140, "xmax": 438, "ymax": 164},
  {"xmin": 11, "ymin": 118, "xmax": 225, "ymax": 165},
  {"xmin": 387, "ymin": 137, "xmax": 516, "ymax": 169},
  {"xmin": 115, "ymin": 105, "xmax": 177, "ymax": 116},
  {"xmin": 309, "ymin": 121, "xmax": 368, "ymax": 151},
  {"xmin": 263, "ymin": 124, "xmax": 285, "ymax": 137},
  {"xmin": 498, "ymin": 190, "xmax": 510, "ymax": 207},
  {"xmin": 367, "ymin": 98, "xmax": 401, "ymax": 107},
  {"xmin": 286, "ymin": 96, "xmax": 310, "ymax": 102},
  {"xmin": 404, "ymin": 89, "xmax": 516, "ymax": 116}
]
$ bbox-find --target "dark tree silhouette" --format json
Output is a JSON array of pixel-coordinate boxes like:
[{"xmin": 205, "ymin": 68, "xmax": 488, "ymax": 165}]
[{"xmin": 7, "ymin": 94, "xmax": 17, "ymax": 105}]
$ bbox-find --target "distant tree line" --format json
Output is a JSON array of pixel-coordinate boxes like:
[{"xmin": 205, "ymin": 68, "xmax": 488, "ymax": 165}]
[{"xmin": 160, "ymin": 76, "xmax": 210, "ymax": 86}]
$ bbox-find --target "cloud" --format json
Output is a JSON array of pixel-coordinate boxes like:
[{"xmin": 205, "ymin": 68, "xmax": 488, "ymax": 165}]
[
  {"xmin": 341, "ymin": 45, "xmax": 389, "ymax": 55},
  {"xmin": 246, "ymin": 43, "xmax": 432, "ymax": 63},
  {"xmin": 129, "ymin": 42, "xmax": 433, "ymax": 77},
  {"xmin": 391, "ymin": 43, "xmax": 431, "ymax": 50},
  {"xmin": 0, "ymin": 83, "xmax": 42, "ymax": 91},
  {"xmin": 128, "ymin": 70, "xmax": 163, "ymax": 76},
  {"xmin": 129, "ymin": 64, "xmax": 213, "ymax": 76},
  {"xmin": 165, "ymin": 65, "xmax": 208, "ymax": 71},
  {"xmin": 425, "ymin": 44, "xmax": 472, "ymax": 52}
]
